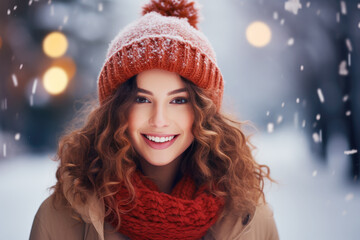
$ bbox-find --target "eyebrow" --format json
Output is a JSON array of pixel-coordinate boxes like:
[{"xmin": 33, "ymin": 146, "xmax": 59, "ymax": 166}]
[{"xmin": 137, "ymin": 88, "xmax": 187, "ymax": 96}]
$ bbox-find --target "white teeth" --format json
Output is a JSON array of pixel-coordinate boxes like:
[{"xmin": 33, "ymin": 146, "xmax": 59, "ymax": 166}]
[{"xmin": 145, "ymin": 135, "xmax": 175, "ymax": 143}]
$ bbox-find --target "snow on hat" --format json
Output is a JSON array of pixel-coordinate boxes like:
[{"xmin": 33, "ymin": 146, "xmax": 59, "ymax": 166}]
[{"xmin": 97, "ymin": 0, "xmax": 224, "ymax": 110}]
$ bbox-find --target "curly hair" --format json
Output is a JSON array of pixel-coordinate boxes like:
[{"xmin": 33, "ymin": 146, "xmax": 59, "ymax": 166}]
[{"xmin": 52, "ymin": 75, "xmax": 273, "ymax": 229}]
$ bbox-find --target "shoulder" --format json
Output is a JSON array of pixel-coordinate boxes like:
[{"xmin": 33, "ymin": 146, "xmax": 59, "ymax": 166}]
[
  {"xmin": 29, "ymin": 195, "xmax": 129, "ymax": 240},
  {"xmin": 206, "ymin": 202, "xmax": 279, "ymax": 240},
  {"xmin": 240, "ymin": 203, "xmax": 279, "ymax": 240},
  {"xmin": 29, "ymin": 195, "xmax": 98, "ymax": 240}
]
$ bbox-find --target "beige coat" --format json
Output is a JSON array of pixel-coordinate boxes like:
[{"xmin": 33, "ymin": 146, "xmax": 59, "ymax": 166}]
[{"xmin": 30, "ymin": 195, "xmax": 279, "ymax": 240}]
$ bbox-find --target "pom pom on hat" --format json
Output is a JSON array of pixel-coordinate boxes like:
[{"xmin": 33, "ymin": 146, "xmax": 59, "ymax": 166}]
[{"xmin": 142, "ymin": 0, "xmax": 200, "ymax": 29}]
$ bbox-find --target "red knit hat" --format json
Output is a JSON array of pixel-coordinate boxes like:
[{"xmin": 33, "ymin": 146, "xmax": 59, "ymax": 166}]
[{"xmin": 98, "ymin": 0, "xmax": 224, "ymax": 110}]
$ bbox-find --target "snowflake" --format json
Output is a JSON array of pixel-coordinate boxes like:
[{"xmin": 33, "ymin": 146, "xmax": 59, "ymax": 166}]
[
  {"xmin": 284, "ymin": 0, "xmax": 302, "ymax": 15},
  {"xmin": 339, "ymin": 60, "xmax": 348, "ymax": 76}
]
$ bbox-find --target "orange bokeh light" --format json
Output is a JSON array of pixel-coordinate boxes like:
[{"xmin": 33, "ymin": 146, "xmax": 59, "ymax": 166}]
[{"xmin": 51, "ymin": 57, "xmax": 77, "ymax": 80}]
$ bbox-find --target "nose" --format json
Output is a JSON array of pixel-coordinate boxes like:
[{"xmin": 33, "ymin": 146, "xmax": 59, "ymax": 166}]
[{"xmin": 148, "ymin": 103, "xmax": 169, "ymax": 128}]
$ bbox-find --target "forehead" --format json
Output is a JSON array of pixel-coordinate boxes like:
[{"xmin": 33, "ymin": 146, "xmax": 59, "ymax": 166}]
[{"xmin": 136, "ymin": 69, "xmax": 185, "ymax": 91}]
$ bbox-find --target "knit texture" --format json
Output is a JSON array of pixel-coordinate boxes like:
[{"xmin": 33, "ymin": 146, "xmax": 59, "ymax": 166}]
[
  {"xmin": 107, "ymin": 170, "xmax": 225, "ymax": 240},
  {"xmin": 98, "ymin": 0, "xmax": 224, "ymax": 110}
]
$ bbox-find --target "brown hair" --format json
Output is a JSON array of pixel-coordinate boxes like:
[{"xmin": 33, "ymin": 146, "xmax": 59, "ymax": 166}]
[
  {"xmin": 183, "ymin": 80, "xmax": 272, "ymax": 219},
  {"xmin": 52, "ymin": 75, "xmax": 273, "ymax": 228}
]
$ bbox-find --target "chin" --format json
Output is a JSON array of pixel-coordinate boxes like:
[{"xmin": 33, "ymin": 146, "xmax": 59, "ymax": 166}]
[
  {"xmin": 145, "ymin": 158, "xmax": 174, "ymax": 167},
  {"xmin": 143, "ymin": 153, "xmax": 179, "ymax": 167}
]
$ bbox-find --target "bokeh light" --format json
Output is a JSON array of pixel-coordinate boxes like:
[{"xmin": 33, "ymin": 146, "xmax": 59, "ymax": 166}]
[
  {"xmin": 42, "ymin": 32, "xmax": 68, "ymax": 58},
  {"xmin": 52, "ymin": 57, "xmax": 77, "ymax": 80},
  {"xmin": 42, "ymin": 67, "xmax": 69, "ymax": 95},
  {"xmin": 246, "ymin": 21, "xmax": 272, "ymax": 48}
]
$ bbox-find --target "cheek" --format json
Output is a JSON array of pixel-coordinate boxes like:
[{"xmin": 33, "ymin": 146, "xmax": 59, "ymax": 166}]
[
  {"xmin": 171, "ymin": 108, "xmax": 194, "ymax": 132},
  {"xmin": 184, "ymin": 114, "xmax": 194, "ymax": 131},
  {"xmin": 128, "ymin": 108, "xmax": 143, "ymax": 135}
]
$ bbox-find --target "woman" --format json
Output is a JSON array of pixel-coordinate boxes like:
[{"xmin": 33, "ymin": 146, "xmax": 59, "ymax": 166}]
[{"xmin": 30, "ymin": 0, "xmax": 279, "ymax": 239}]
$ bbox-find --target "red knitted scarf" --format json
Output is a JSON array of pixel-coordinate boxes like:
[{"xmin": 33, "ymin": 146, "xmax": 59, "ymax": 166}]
[{"xmin": 106, "ymin": 170, "xmax": 225, "ymax": 240}]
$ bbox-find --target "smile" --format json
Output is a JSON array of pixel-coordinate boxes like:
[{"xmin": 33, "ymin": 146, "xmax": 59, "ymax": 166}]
[
  {"xmin": 141, "ymin": 134, "xmax": 179, "ymax": 150},
  {"xmin": 145, "ymin": 135, "xmax": 175, "ymax": 143}
]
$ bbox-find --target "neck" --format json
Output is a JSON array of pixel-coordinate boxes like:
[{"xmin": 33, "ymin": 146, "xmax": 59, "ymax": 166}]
[{"xmin": 139, "ymin": 155, "xmax": 183, "ymax": 194}]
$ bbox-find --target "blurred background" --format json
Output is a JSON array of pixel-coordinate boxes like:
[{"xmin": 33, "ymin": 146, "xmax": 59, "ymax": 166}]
[{"xmin": 0, "ymin": 0, "xmax": 359, "ymax": 239}]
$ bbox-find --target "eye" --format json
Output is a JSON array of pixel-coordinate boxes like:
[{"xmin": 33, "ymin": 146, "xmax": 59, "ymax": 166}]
[
  {"xmin": 171, "ymin": 97, "xmax": 188, "ymax": 104},
  {"xmin": 135, "ymin": 96, "xmax": 150, "ymax": 103}
]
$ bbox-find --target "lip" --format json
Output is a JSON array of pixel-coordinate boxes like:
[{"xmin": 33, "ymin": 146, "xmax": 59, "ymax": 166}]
[{"xmin": 141, "ymin": 134, "xmax": 179, "ymax": 150}]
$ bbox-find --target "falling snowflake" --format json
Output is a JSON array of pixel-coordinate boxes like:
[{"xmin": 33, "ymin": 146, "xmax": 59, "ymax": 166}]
[
  {"xmin": 267, "ymin": 123, "xmax": 274, "ymax": 133},
  {"xmin": 63, "ymin": 15, "xmax": 69, "ymax": 24},
  {"xmin": 12, "ymin": 74, "xmax": 18, "ymax": 87},
  {"xmin": 302, "ymin": 120, "xmax": 306, "ymax": 128},
  {"xmin": 30, "ymin": 95, "xmax": 34, "ymax": 106},
  {"xmin": 336, "ymin": 12, "xmax": 340, "ymax": 23},
  {"xmin": 340, "ymin": 1, "xmax": 347, "ymax": 15},
  {"xmin": 317, "ymin": 88, "xmax": 325, "ymax": 103},
  {"xmin": 19, "ymin": 64, "xmax": 23, "ymax": 69},
  {"xmin": 280, "ymin": 19, "xmax": 285, "ymax": 25},
  {"xmin": 300, "ymin": 65, "xmax": 304, "ymax": 71},
  {"xmin": 32, "ymin": 79, "xmax": 38, "ymax": 94},
  {"xmin": 281, "ymin": 102, "xmax": 285, "ymax": 108},
  {"xmin": 98, "ymin": 3, "xmax": 103, "ymax": 12},
  {"xmin": 287, "ymin": 38, "xmax": 295, "ymax": 46},
  {"xmin": 316, "ymin": 114, "xmax": 321, "ymax": 120},
  {"xmin": 273, "ymin": 12, "xmax": 278, "ymax": 20},
  {"xmin": 345, "ymin": 39, "xmax": 352, "ymax": 52},
  {"xmin": 344, "ymin": 149, "xmax": 358, "ymax": 155},
  {"xmin": 266, "ymin": 111, "xmax": 270, "ymax": 116},
  {"xmin": 277, "ymin": 115, "xmax": 283, "ymax": 124},
  {"xmin": 296, "ymin": 98, "xmax": 300, "ymax": 103},
  {"xmin": 312, "ymin": 170, "xmax": 317, "ymax": 177},
  {"xmin": 3, "ymin": 144, "xmax": 6, "ymax": 157},
  {"xmin": 15, "ymin": 133, "xmax": 21, "ymax": 141},
  {"xmin": 345, "ymin": 110, "xmax": 351, "ymax": 116},
  {"xmin": 306, "ymin": 2, "xmax": 311, "ymax": 8},
  {"xmin": 7, "ymin": 9, "xmax": 11, "ymax": 15},
  {"xmin": 285, "ymin": 0, "xmax": 302, "ymax": 15},
  {"xmin": 339, "ymin": 60, "xmax": 348, "ymax": 76},
  {"xmin": 312, "ymin": 132, "xmax": 321, "ymax": 143},
  {"xmin": 347, "ymin": 53, "xmax": 351, "ymax": 67},
  {"xmin": 342, "ymin": 94, "xmax": 349, "ymax": 102}
]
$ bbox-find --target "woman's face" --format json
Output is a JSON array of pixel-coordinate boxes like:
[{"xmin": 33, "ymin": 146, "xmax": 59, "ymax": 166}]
[{"xmin": 127, "ymin": 69, "xmax": 194, "ymax": 166}]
